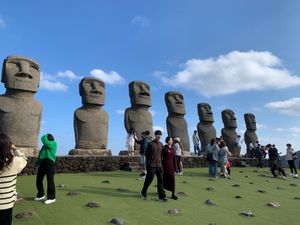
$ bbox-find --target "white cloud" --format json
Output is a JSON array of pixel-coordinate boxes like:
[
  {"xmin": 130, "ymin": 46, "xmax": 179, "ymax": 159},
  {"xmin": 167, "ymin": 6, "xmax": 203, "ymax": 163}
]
[
  {"xmin": 153, "ymin": 125, "xmax": 166, "ymax": 133},
  {"xmin": 265, "ymin": 97, "xmax": 300, "ymax": 116},
  {"xmin": 276, "ymin": 127, "xmax": 300, "ymax": 133},
  {"xmin": 57, "ymin": 70, "xmax": 82, "ymax": 81},
  {"xmin": 131, "ymin": 16, "xmax": 149, "ymax": 27},
  {"xmin": 116, "ymin": 109, "xmax": 125, "ymax": 114},
  {"xmin": 40, "ymin": 72, "xmax": 68, "ymax": 92},
  {"xmin": 0, "ymin": 18, "xmax": 5, "ymax": 28},
  {"xmin": 257, "ymin": 123, "xmax": 267, "ymax": 129},
  {"xmin": 161, "ymin": 50, "xmax": 300, "ymax": 97},
  {"xmin": 90, "ymin": 69, "xmax": 124, "ymax": 85}
]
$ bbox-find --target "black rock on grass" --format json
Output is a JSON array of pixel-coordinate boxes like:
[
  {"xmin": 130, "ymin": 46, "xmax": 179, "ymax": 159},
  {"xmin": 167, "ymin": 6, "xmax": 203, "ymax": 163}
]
[
  {"xmin": 57, "ymin": 184, "xmax": 67, "ymax": 187},
  {"xmin": 117, "ymin": 187, "xmax": 130, "ymax": 192},
  {"xmin": 257, "ymin": 189, "xmax": 267, "ymax": 193},
  {"xmin": 182, "ymin": 181, "xmax": 188, "ymax": 184},
  {"xmin": 294, "ymin": 196, "xmax": 300, "ymax": 200},
  {"xmin": 232, "ymin": 184, "xmax": 240, "ymax": 187},
  {"xmin": 205, "ymin": 199, "xmax": 216, "ymax": 205},
  {"xmin": 102, "ymin": 180, "xmax": 110, "ymax": 184},
  {"xmin": 206, "ymin": 187, "xmax": 215, "ymax": 191},
  {"xmin": 110, "ymin": 217, "xmax": 125, "ymax": 225},
  {"xmin": 290, "ymin": 183, "xmax": 298, "ymax": 187},
  {"xmin": 86, "ymin": 202, "xmax": 101, "ymax": 208},
  {"xmin": 241, "ymin": 211, "xmax": 254, "ymax": 217},
  {"xmin": 67, "ymin": 191, "xmax": 81, "ymax": 196},
  {"xmin": 235, "ymin": 195, "xmax": 242, "ymax": 199},
  {"xmin": 15, "ymin": 211, "xmax": 33, "ymax": 219}
]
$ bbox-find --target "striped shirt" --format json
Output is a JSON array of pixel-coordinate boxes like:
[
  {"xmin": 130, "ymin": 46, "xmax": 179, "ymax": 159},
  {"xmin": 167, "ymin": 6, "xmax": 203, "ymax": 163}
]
[{"xmin": 0, "ymin": 150, "xmax": 27, "ymax": 210}]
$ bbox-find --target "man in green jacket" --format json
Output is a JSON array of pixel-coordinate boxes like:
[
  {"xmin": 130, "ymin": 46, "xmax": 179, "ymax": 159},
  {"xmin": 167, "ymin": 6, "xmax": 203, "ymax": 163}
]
[{"xmin": 34, "ymin": 134, "xmax": 57, "ymax": 204}]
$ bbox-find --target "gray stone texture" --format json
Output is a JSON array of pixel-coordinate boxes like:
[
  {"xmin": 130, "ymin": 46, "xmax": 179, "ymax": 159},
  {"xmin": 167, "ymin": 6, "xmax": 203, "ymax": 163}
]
[
  {"xmin": 0, "ymin": 55, "xmax": 42, "ymax": 156},
  {"xmin": 124, "ymin": 81, "xmax": 153, "ymax": 155},
  {"xmin": 71, "ymin": 77, "xmax": 111, "ymax": 156},
  {"xmin": 197, "ymin": 103, "xmax": 216, "ymax": 153},
  {"xmin": 221, "ymin": 109, "xmax": 241, "ymax": 157},
  {"xmin": 165, "ymin": 91, "xmax": 190, "ymax": 154},
  {"xmin": 244, "ymin": 113, "xmax": 258, "ymax": 157}
]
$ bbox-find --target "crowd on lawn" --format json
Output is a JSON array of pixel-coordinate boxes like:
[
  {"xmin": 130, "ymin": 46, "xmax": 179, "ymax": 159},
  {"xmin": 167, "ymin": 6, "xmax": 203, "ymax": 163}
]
[{"xmin": 0, "ymin": 130, "xmax": 299, "ymax": 225}]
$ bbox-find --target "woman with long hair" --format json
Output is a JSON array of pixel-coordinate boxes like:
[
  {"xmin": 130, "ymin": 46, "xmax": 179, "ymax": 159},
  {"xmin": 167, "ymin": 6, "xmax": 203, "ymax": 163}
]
[
  {"xmin": 162, "ymin": 137, "xmax": 178, "ymax": 200},
  {"xmin": 0, "ymin": 133, "xmax": 27, "ymax": 225}
]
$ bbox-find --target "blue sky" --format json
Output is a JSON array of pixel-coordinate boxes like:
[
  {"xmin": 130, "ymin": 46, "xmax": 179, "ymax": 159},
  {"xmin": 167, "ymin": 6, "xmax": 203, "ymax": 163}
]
[{"xmin": 1, "ymin": 0, "xmax": 300, "ymax": 155}]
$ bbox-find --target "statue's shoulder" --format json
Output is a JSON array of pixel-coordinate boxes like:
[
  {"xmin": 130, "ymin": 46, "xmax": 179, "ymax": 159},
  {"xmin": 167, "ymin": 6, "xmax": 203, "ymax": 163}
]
[
  {"xmin": 74, "ymin": 107, "xmax": 86, "ymax": 119},
  {"xmin": 0, "ymin": 95, "xmax": 16, "ymax": 111}
]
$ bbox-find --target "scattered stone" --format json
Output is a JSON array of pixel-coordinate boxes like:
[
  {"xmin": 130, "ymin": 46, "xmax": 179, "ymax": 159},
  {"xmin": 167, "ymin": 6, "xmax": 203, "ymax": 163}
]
[
  {"xmin": 177, "ymin": 192, "xmax": 187, "ymax": 196},
  {"xmin": 257, "ymin": 189, "xmax": 267, "ymax": 193},
  {"xmin": 259, "ymin": 174, "xmax": 266, "ymax": 177},
  {"xmin": 15, "ymin": 197, "xmax": 24, "ymax": 204},
  {"xmin": 206, "ymin": 187, "xmax": 215, "ymax": 191},
  {"xmin": 208, "ymin": 178, "xmax": 216, "ymax": 181},
  {"xmin": 205, "ymin": 199, "xmax": 216, "ymax": 205},
  {"xmin": 15, "ymin": 211, "xmax": 33, "ymax": 219},
  {"xmin": 67, "ymin": 191, "xmax": 80, "ymax": 196},
  {"xmin": 245, "ymin": 176, "xmax": 249, "ymax": 178},
  {"xmin": 294, "ymin": 196, "xmax": 300, "ymax": 200},
  {"xmin": 57, "ymin": 184, "xmax": 66, "ymax": 187},
  {"xmin": 86, "ymin": 202, "xmax": 101, "ymax": 208},
  {"xmin": 266, "ymin": 179, "xmax": 272, "ymax": 182},
  {"xmin": 102, "ymin": 180, "xmax": 110, "ymax": 184},
  {"xmin": 241, "ymin": 211, "xmax": 254, "ymax": 217},
  {"xmin": 239, "ymin": 171, "xmax": 244, "ymax": 173},
  {"xmin": 117, "ymin": 187, "xmax": 130, "ymax": 192},
  {"xmin": 267, "ymin": 202, "xmax": 280, "ymax": 208},
  {"xmin": 276, "ymin": 186, "xmax": 284, "ymax": 190},
  {"xmin": 290, "ymin": 183, "xmax": 298, "ymax": 187},
  {"xmin": 235, "ymin": 195, "xmax": 242, "ymax": 199},
  {"xmin": 168, "ymin": 208, "xmax": 182, "ymax": 215},
  {"xmin": 249, "ymin": 182, "xmax": 254, "ymax": 184},
  {"xmin": 110, "ymin": 217, "xmax": 125, "ymax": 225},
  {"xmin": 208, "ymin": 224, "xmax": 217, "ymax": 225},
  {"xmin": 232, "ymin": 184, "xmax": 240, "ymax": 187},
  {"xmin": 253, "ymin": 170, "xmax": 258, "ymax": 173},
  {"xmin": 182, "ymin": 181, "xmax": 188, "ymax": 184}
]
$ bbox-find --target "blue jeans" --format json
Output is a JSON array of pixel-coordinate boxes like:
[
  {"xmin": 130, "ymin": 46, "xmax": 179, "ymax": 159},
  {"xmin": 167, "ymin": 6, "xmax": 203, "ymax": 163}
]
[
  {"xmin": 193, "ymin": 143, "xmax": 200, "ymax": 156},
  {"xmin": 209, "ymin": 161, "xmax": 218, "ymax": 177}
]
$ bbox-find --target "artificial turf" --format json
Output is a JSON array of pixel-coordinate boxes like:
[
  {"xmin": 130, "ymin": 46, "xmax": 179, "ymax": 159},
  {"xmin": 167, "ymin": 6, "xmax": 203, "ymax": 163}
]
[{"xmin": 13, "ymin": 168, "xmax": 300, "ymax": 225}]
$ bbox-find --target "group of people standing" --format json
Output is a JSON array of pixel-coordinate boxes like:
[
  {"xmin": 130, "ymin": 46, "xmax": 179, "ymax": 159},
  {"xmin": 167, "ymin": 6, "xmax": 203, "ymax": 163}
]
[
  {"xmin": 140, "ymin": 130, "xmax": 181, "ymax": 202},
  {"xmin": 0, "ymin": 133, "xmax": 57, "ymax": 225}
]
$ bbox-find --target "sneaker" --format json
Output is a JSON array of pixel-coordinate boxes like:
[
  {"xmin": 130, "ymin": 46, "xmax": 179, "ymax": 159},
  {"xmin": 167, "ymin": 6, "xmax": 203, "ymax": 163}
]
[
  {"xmin": 158, "ymin": 197, "xmax": 167, "ymax": 202},
  {"xmin": 141, "ymin": 175, "xmax": 146, "ymax": 179},
  {"xmin": 44, "ymin": 199, "xmax": 56, "ymax": 204},
  {"xmin": 140, "ymin": 191, "xmax": 147, "ymax": 200},
  {"xmin": 34, "ymin": 196, "xmax": 45, "ymax": 201},
  {"xmin": 139, "ymin": 172, "xmax": 146, "ymax": 176},
  {"xmin": 179, "ymin": 172, "xmax": 183, "ymax": 176},
  {"xmin": 171, "ymin": 194, "xmax": 178, "ymax": 200},
  {"xmin": 294, "ymin": 174, "xmax": 298, "ymax": 178},
  {"xmin": 290, "ymin": 173, "xmax": 294, "ymax": 176},
  {"xmin": 282, "ymin": 176, "xmax": 287, "ymax": 180}
]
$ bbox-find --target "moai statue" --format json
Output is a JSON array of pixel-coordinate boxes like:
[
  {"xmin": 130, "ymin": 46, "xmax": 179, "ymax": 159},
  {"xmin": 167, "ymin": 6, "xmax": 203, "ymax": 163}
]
[
  {"xmin": 221, "ymin": 109, "xmax": 240, "ymax": 157},
  {"xmin": 244, "ymin": 113, "xmax": 258, "ymax": 158},
  {"xmin": 69, "ymin": 77, "xmax": 111, "ymax": 156},
  {"xmin": 165, "ymin": 91, "xmax": 190, "ymax": 155},
  {"xmin": 197, "ymin": 103, "xmax": 216, "ymax": 154},
  {"xmin": 0, "ymin": 55, "xmax": 42, "ymax": 156},
  {"xmin": 124, "ymin": 81, "xmax": 153, "ymax": 155}
]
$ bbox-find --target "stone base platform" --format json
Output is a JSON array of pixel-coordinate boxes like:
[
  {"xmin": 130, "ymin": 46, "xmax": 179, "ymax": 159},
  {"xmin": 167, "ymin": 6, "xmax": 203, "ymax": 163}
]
[{"xmin": 68, "ymin": 148, "xmax": 112, "ymax": 156}]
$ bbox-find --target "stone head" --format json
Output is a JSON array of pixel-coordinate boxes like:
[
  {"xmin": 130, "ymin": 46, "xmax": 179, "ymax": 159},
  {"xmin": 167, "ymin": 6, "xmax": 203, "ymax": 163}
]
[
  {"xmin": 222, "ymin": 109, "xmax": 237, "ymax": 128},
  {"xmin": 2, "ymin": 55, "xmax": 40, "ymax": 92},
  {"xmin": 129, "ymin": 81, "xmax": 151, "ymax": 107},
  {"xmin": 165, "ymin": 91, "xmax": 185, "ymax": 115},
  {"xmin": 197, "ymin": 103, "xmax": 214, "ymax": 122},
  {"xmin": 244, "ymin": 113, "xmax": 257, "ymax": 130},
  {"xmin": 79, "ymin": 77, "xmax": 105, "ymax": 106}
]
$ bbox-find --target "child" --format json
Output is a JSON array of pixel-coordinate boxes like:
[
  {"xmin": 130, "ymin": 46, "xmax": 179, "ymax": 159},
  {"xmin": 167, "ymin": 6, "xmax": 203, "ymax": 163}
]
[{"xmin": 226, "ymin": 160, "xmax": 231, "ymax": 178}]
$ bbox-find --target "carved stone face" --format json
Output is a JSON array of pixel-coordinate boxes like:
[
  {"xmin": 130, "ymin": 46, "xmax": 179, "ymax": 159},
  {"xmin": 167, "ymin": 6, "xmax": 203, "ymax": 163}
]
[
  {"xmin": 129, "ymin": 81, "xmax": 151, "ymax": 107},
  {"xmin": 2, "ymin": 56, "xmax": 40, "ymax": 92},
  {"xmin": 80, "ymin": 77, "xmax": 105, "ymax": 105},
  {"xmin": 222, "ymin": 109, "xmax": 237, "ymax": 128},
  {"xmin": 165, "ymin": 91, "xmax": 185, "ymax": 115},
  {"xmin": 244, "ymin": 113, "xmax": 257, "ymax": 130},
  {"xmin": 198, "ymin": 103, "xmax": 214, "ymax": 122}
]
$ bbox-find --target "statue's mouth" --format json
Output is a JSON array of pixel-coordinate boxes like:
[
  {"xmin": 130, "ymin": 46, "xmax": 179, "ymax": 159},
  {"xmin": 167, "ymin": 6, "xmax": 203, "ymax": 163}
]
[
  {"xmin": 90, "ymin": 90, "xmax": 102, "ymax": 95},
  {"xmin": 139, "ymin": 92, "xmax": 150, "ymax": 98}
]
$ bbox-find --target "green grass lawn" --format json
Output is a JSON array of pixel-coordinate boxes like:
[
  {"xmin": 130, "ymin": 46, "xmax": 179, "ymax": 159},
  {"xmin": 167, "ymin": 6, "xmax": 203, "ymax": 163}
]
[{"xmin": 13, "ymin": 168, "xmax": 300, "ymax": 225}]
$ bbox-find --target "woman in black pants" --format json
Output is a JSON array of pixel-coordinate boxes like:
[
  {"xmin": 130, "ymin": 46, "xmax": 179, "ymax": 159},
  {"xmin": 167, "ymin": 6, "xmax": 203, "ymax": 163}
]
[{"xmin": 286, "ymin": 143, "xmax": 298, "ymax": 178}]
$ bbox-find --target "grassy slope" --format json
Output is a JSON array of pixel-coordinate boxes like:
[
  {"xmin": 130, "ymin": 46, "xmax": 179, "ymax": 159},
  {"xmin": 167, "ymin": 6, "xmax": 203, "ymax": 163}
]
[{"xmin": 13, "ymin": 168, "xmax": 300, "ymax": 225}]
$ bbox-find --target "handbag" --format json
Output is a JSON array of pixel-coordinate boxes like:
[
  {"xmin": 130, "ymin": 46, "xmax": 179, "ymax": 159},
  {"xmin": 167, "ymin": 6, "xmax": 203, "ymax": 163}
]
[{"xmin": 292, "ymin": 153, "xmax": 298, "ymax": 160}]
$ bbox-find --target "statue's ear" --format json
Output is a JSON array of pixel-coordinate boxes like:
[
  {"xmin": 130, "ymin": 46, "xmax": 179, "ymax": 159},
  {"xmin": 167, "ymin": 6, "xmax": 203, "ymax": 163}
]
[{"xmin": 1, "ymin": 58, "xmax": 7, "ymax": 83}]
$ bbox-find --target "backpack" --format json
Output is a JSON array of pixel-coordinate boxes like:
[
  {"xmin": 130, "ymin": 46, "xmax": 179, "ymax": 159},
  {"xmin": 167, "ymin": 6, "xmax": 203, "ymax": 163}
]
[{"xmin": 206, "ymin": 152, "xmax": 213, "ymax": 162}]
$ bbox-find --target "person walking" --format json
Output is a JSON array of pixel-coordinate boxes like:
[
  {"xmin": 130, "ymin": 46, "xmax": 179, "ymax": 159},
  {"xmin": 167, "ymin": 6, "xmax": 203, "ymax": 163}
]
[
  {"xmin": 286, "ymin": 143, "xmax": 298, "ymax": 178},
  {"xmin": 270, "ymin": 148, "xmax": 286, "ymax": 179},
  {"xmin": 192, "ymin": 130, "xmax": 200, "ymax": 156},
  {"xmin": 35, "ymin": 134, "xmax": 57, "ymax": 204},
  {"xmin": 140, "ymin": 130, "xmax": 167, "ymax": 202},
  {"xmin": 136, "ymin": 131, "xmax": 152, "ymax": 178},
  {"xmin": 0, "ymin": 134, "xmax": 27, "ymax": 225},
  {"xmin": 162, "ymin": 137, "xmax": 178, "ymax": 200},
  {"xmin": 218, "ymin": 140, "xmax": 232, "ymax": 178},
  {"xmin": 126, "ymin": 128, "xmax": 137, "ymax": 156},
  {"xmin": 173, "ymin": 137, "xmax": 183, "ymax": 175},
  {"xmin": 205, "ymin": 138, "xmax": 219, "ymax": 178}
]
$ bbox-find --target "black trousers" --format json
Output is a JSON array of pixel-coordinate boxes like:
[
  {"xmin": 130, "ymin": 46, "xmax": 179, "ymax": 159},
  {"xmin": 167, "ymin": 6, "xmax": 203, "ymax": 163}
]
[
  {"xmin": 36, "ymin": 159, "xmax": 56, "ymax": 199},
  {"xmin": 256, "ymin": 157, "xmax": 263, "ymax": 168},
  {"xmin": 271, "ymin": 164, "xmax": 286, "ymax": 178},
  {"xmin": 141, "ymin": 166, "xmax": 166, "ymax": 199},
  {"xmin": 288, "ymin": 160, "xmax": 297, "ymax": 174},
  {"xmin": 0, "ymin": 208, "xmax": 12, "ymax": 225}
]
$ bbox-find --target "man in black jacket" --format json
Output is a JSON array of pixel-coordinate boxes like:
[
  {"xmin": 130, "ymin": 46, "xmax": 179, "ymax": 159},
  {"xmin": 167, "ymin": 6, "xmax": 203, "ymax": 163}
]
[{"xmin": 140, "ymin": 130, "xmax": 167, "ymax": 202}]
